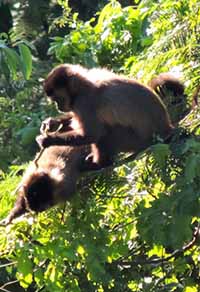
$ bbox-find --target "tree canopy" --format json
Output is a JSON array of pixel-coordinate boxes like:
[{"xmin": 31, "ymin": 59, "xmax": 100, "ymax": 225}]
[{"xmin": 0, "ymin": 0, "xmax": 200, "ymax": 291}]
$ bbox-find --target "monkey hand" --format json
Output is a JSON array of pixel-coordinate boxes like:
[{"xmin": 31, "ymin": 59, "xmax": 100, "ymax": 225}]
[
  {"xmin": 40, "ymin": 118, "xmax": 63, "ymax": 134},
  {"xmin": 36, "ymin": 134, "xmax": 54, "ymax": 148}
]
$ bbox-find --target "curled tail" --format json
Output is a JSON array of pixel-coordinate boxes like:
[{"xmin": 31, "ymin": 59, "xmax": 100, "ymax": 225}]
[
  {"xmin": 149, "ymin": 73, "xmax": 185, "ymax": 99},
  {"xmin": 148, "ymin": 73, "xmax": 198, "ymax": 124}
]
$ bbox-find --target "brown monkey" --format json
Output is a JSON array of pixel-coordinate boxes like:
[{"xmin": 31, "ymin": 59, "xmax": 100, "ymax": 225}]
[
  {"xmin": 37, "ymin": 64, "xmax": 173, "ymax": 168},
  {"xmin": 148, "ymin": 73, "xmax": 199, "ymax": 124},
  {"xmin": 3, "ymin": 122, "xmax": 142, "ymax": 224},
  {"xmin": 3, "ymin": 144, "xmax": 93, "ymax": 224}
]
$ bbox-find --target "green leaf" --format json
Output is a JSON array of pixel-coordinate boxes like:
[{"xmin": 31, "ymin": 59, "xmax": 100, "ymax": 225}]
[
  {"xmin": 19, "ymin": 43, "xmax": 32, "ymax": 80},
  {"xmin": 16, "ymin": 251, "xmax": 33, "ymax": 288},
  {"xmin": 3, "ymin": 47, "xmax": 20, "ymax": 79},
  {"xmin": 184, "ymin": 154, "xmax": 200, "ymax": 182},
  {"xmin": 77, "ymin": 245, "xmax": 85, "ymax": 256},
  {"xmin": 184, "ymin": 287, "xmax": 198, "ymax": 292},
  {"xmin": 152, "ymin": 143, "xmax": 170, "ymax": 167}
]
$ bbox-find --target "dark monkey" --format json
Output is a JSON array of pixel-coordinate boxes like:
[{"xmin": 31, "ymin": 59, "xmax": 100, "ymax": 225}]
[
  {"xmin": 4, "ymin": 144, "xmax": 93, "ymax": 224},
  {"xmin": 37, "ymin": 64, "xmax": 173, "ymax": 169}
]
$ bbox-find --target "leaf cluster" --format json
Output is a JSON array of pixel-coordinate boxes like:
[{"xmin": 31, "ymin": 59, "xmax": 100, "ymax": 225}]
[{"xmin": 0, "ymin": 0, "xmax": 200, "ymax": 291}]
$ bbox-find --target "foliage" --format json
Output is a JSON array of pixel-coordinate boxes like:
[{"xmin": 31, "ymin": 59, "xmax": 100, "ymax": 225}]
[
  {"xmin": 0, "ymin": 0, "xmax": 200, "ymax": 291},
  {"xmin": 0, "ymin": 34, "xmax": 56, "ymax": 169},
  {"xmin": 126, "ymin": 0, "xmax": 200, "ymax": 88},
  {"xmin": 0, "ymin": 34, "xmax": 32, "ymax": 81},
  {"xmin": 1, "ymin": 123, "xmax": 200, "ymax": 291},
  {"xmin": 0, "ymin": 90, "xmax": 56, "ymax": 170},
  {"xmin": 49, "ymin": 0, "xmax": 151, "ymax": 69}
]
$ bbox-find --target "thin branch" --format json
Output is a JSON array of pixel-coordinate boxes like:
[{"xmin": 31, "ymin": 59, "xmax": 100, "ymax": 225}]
[
  {"xmin": 0, "ymin": 288, "xmax": 11, "ymax": 292},
  {"xmin": 34, "ymin": 148, "xmax": 45, "ymax": 167},
  {"xmin": 0, "ymin": 280, "xmax": 19, "ymax": 291},
  {"xmin": 121, "ymin": 224, "xmax": 200, "ymax": 266},
  {"xmin": 36, "ymin": 286, "xmax": 45, "ymax": 292},
  {"xmin": 151, "ymin": 269, "xmax": 172, "ymax": 291},
  {"xmin": 0, "ymin": 261, "xmax": 17, "ymax": 269},
  {"xmin": 162, "ymin": 223, "xmax": 200, "ymax": 262},
  {"xmin": 111, "ymin": 218, "xmax": 136, "ymax": 232},
  {"xmin": 99, "ymin": 194, "xmax": 133, "ymax": 199}
]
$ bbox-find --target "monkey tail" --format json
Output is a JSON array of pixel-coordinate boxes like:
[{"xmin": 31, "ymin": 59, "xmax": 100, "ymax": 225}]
[
  {"xmin": 148, "ymin": 73, "xmax": 185, "ymax": 100},
  {"xmin": 149, "ymin": 73, "xmax": 199, "ymax": 108},
  {"xmin": 149, "ymin": 73, "xmax": 199, "ymax": 124}
]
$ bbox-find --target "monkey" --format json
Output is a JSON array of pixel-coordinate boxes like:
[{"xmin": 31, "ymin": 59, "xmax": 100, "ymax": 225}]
[
  {"xmin": 3, "ymin": 120, "xmax": 145, "ymax": 224},
  {"xmin": 36, "ymin": 64, "xmax": 173, "ymax": 169},
  {"xmin": 3, "ymin": 144, "xmax": 94, "ymax": 225},
  {"xmin": 148, "ymin": 73, "xmax": 199, "ymax": 124}
]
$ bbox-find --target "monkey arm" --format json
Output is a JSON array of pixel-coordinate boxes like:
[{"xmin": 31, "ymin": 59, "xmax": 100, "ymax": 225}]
[
  {"xmin": 5, "ymin": 193, "xmax": 27, "ymax": 224},
  {"xmin": 36, "ymin": 114, "xmax": 105, "ymax": 148},
  {"xmin": 37, "ymin": 130, "xmax": 98, "ymax": 148},
  {"xmin": 37, "ymin": 108, "xmax": 105, "ymax": 148}
]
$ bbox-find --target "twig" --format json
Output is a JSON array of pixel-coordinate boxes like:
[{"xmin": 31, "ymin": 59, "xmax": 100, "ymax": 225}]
[
  {"xmin": 34, "ymin": 147, "xmax": 45, "ymax": 167},
  {"xmin": 0, "ymin": 287, "xmax": 11, "ymax": 292},
  {"xmin": 111, "ymin": 218, "xmax": 136, "ymax": 232},
  {"xmin": 151, "ymin": 269, "xmax": 172, "ymax": 291},
  {"xmin": 121, "ymin": 224, "xmax": 200, "ymax": 266},
  {"xmin": 36, "ymin": 286, "xmax": 45, "ymax": 292},
  {"xmin": 0, "ymin": 280, "xmax": 19, "ymax": 291},
  {"xmin": 0, "ymin": 262, "xmax": 17, "ymax": 269}
]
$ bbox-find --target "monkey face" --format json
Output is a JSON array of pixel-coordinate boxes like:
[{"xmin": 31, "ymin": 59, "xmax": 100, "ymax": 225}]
[
  {"xmin": 44, "ymin": 65, "xmax": 73, "ymax": 112},
  {"xmin": 49, "ymin": 88, "xmax": 71, "ymax": 112}
]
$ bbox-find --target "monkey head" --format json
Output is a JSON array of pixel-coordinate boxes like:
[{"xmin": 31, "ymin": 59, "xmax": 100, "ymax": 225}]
[
  {"xmin": 44, "ymin": 64, "xmax": 95, "ymax": 112},
  {"xmin": 2, "ymin": 145, "xmax": 89, "ymax": 225},
  {"xmin": 5, "ymin": 164, "xmax": 74, "ymax": 224},
  {"xmin": 44, "ymin": 65, "xmax": 80, "ymax": 112},
  {"xmin": 44, "ymin": 65, "xmax": 72, "ymax": 112},
  {"xmin": 23, "ymin": 171, "xmax": 55, "ymax": 212},
  {"xmin": 4, "ymin": 171, "xmax": 57, "ymax": 225}
]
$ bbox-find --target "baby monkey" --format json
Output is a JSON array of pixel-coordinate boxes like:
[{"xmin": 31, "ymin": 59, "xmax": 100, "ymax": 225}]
[
  {"xmin": 2, "ymin": 144, "xmax": 93, "ymax": 225},
  {"xmin": 2, "ymin": 119, "xmax": 96, "ymax": 225}
]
